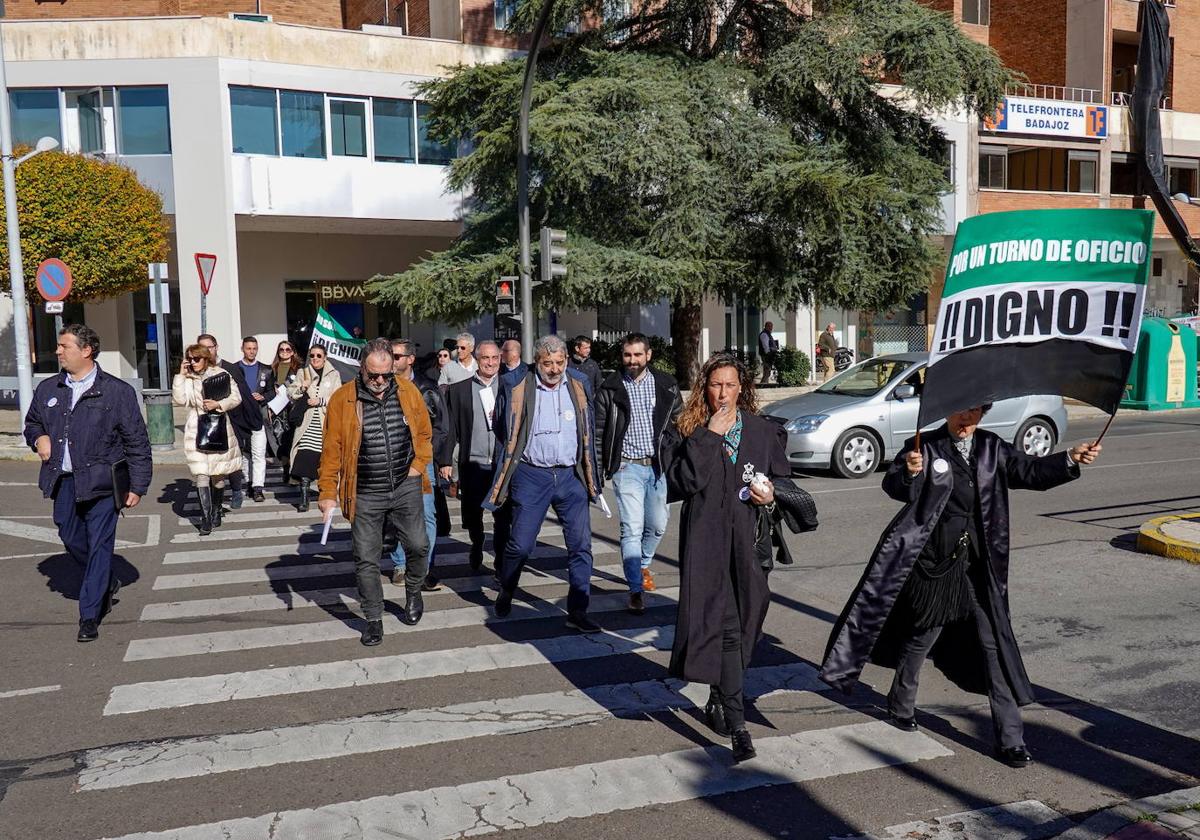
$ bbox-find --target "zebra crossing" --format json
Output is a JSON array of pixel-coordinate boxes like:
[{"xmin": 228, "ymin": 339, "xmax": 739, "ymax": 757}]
[{"xmin": 80, "ymin": 465, "xmax": 957, "ymax": 840}]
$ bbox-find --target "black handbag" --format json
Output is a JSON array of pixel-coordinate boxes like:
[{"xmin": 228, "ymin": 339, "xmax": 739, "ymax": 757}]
[
  {"xmin": 772, "ymin": 477, "xmax": 819, "ymax": 534},
  {"xmin": 196, "ymin": 411, "xmax": 230, "ymax": 453},
  {"xmin": 754, "ymin": 477, "xmax": 819, "ymax": 572}
]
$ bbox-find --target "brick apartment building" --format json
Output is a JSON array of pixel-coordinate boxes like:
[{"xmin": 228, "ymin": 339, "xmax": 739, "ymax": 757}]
[{"xmin": 929, "ymin": 0, "xmax": 1200, "ymax": 320}]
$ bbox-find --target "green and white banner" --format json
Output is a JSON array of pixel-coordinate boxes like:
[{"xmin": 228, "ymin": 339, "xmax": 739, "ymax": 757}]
[
  {"xmin": 310, "ymin": 307, "xmax": 367, "ymax": 381},
  {"xmin": 920, "ymin": 208, "xmax": 1155, "ymax": 424}
]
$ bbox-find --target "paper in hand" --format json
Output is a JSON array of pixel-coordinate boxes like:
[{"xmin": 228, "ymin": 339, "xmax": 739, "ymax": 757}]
[
  {"xmin": 267, "ymin": 386, "xmax": 290, "ymax": 415},
  {"xmin": 320, "ymin": 507, "xmax": 337, "ymax": 545},
  {"xmin": 595, "ymin": 493, "xmax": 613, "ymax": 519}
]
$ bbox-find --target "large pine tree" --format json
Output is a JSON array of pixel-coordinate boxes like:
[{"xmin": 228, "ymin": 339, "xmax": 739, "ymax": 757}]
[{"xmin": 370, "ymin": 0, "xmax": 1010, "ymax": 385}]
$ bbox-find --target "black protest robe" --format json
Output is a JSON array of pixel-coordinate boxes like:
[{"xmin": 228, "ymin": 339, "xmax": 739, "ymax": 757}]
[
  {"xmin": 666, "ymin": 413, "xmax": 791, "ymax": 685},
  {"xmin": 819, "ymin": 425, "xmax": 1079, "ymax": 702}
]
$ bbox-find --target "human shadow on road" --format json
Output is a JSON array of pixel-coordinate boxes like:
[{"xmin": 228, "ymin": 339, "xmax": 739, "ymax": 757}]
[
  {"xmin": 156, "ymin": 477, "xmax": 196, "ymax": 520},
  {"xmin": 35, "ymin": 552, "xmax": 140, "ymax": 619}
]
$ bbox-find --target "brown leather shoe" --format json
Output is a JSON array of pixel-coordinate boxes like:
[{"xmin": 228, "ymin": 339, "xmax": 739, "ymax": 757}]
[{"xmin": 641, "ymin": 568, "xmax": 656, "ymax": 592}]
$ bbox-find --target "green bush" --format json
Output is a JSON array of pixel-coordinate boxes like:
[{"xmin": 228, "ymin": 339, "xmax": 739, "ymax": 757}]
[{"xmin": 773, "ymin": 347, "xmax": 811, "ymax": 386}]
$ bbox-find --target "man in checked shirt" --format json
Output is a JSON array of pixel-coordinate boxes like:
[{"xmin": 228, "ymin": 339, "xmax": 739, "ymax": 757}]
[{"xmin": 594, "ymin": 333, "xmax": 684, "ymax": 615}]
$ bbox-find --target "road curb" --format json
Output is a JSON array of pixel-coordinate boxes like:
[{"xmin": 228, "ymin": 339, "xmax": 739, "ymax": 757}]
[
  {"xmin": 1052, "ymin": 786, "xmax": 1200, "ymax": 839},
  {"xmin": 0, "ymin": 444, "xmax": 188, "ymax": 465},
  {"xmin": 1136, "ymin": 513, "xmax": 1200, "ymax": 565}
]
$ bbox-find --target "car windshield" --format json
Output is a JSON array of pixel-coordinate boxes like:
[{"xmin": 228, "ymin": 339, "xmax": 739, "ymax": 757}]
[{"xmin": 817, "ymin": 358, "xmax": 917, "ymax": 397}]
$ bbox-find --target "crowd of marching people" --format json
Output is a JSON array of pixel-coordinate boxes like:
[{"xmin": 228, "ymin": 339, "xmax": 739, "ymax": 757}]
[{"xmin": 24, "ymin": 321, "xmax": 1103, "ymax": 767}]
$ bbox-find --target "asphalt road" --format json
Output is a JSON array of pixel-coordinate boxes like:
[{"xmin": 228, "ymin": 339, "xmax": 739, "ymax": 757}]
[{"xmin": 1, "ymin": 409, "xmax": 1198, "ymax": 840}]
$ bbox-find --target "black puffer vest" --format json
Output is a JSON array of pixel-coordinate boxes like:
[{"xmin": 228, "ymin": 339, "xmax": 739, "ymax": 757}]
[{"xmin": 356, "ymin": 378, "xmax": 414, "ymax": 495}]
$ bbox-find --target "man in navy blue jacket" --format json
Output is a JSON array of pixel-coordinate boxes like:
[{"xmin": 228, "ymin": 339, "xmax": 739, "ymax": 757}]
[{"xmin": 24, "ymin": 324, "xmax": 152, "ymax": 642}]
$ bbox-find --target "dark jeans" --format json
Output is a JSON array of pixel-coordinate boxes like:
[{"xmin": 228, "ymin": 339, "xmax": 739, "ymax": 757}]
[
  {"xmin": 52, "ymin": 474, "xmax": 118, "ymax": 622},
  {"xmin": 501, "ymin": 462, "xmax": 592, "ymax": 615},
  {"xmin": 459, "ymin": 461, "xmax": 512, "ymax": 570},
  {"xmin": 351, "ymin": 476, "xmax": 429, "ymax": 621},
  {"xmin": 887, "ymin": 595, "xmax": 1024, "ymax": 748},
  {"xmin": 717, "ymin": 587, "xmax": 746, "ymax": 730}
]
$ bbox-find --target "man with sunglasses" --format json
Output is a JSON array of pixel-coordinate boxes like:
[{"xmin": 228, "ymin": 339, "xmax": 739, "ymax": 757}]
[
  {"xmin": 319, "ymin": 338, "xmax": 434, "ymax": 644},
  {"xmin": 438, "ymin": 332, "xmax": 479, "ymax": 386}
]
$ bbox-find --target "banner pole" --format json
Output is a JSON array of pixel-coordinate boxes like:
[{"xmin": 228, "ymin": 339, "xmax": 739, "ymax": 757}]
[{"xmin": 1093, "ymin": 410, "xmax": 1118, "ymax": 446}]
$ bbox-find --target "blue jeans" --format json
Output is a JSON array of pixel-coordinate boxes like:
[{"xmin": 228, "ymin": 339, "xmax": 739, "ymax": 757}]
[
  {"xmin": 52, "ymin": 474, "xmax": 119, "ymax": 621},
  {"xmin": 387, "ymin": 462, "xmax": 438, "ymax": 573},
  {"xmin": 502, "ymin": 462, "xmax": 593, "ymax": 615},
  {"xmin": 612, "ymin": 462, "xmax": 669, "ymax": 593}
]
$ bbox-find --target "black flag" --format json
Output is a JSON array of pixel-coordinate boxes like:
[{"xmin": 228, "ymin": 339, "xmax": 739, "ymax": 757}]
[{"xmin": 1132, "ymin": 0, "xmax": 1200, "ymax": 267}]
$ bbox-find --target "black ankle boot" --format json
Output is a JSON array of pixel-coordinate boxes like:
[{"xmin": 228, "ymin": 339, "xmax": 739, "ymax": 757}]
[
  {"xmin": 298, "ymin": 478, "xmax": 311, "ymax": 513},
  {"xmin": 212, "ymin": 485, "xmax": 225, "ymax": 527},
  {"xmin": 705, "ymin": 687, "xmax": 730, "ymax": 737},
  {"xmin": 731, "ymin": 728, "xmax": 756, "ymax": 763},
  {"xmin": 197, "ymin": 485, "xmax": 214, "ymax": 536},
  {"xmin": 400, "ymin": 589, "xmax": 424, "ymax": 625}
]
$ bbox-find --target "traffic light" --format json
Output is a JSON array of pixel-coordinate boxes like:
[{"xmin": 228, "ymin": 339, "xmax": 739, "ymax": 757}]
[
  {"xmin": 539, "ymin": 227, "xmax": 567, "ymax": 283},
  {"xmin": 496, "ymin": 276, "xmax": 516, "ymax": 316}
]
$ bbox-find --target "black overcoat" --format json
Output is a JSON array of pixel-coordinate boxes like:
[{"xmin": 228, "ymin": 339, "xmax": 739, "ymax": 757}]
[
  {"xmin": 819, "ymin": 426, "xmax": 1078, "ymax": 702},
  {"xmin": 667, "ymin": 413, "xmax": 791, "ymax": 685}
]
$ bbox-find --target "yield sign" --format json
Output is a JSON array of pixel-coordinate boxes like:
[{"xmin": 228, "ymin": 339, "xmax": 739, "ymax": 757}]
[{"xmin": 194, "ymin": 253, "xmax": 217, "ymax": 295}]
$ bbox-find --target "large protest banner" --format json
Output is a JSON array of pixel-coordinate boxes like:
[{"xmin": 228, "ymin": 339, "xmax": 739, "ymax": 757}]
[
  {"xmin": 309, "ymin": 307, "xmax": 367, "ymax": 381},
  {"xmin": 918, "ymin": 208, "xmax": 1155, "ymax": 427}
]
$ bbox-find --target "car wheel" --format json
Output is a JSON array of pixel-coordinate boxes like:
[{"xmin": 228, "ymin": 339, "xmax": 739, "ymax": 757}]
[
  {"xmin": 831, "ymin": 428, "xmax": 882, "ymax": 479},
  {"xmin": 1015, "ymin": 416, "xmax": 1056, "ymax": 457}
]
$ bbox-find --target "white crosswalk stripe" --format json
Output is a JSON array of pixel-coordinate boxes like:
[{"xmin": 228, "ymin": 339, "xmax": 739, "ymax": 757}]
[
  {"xmin": 104, "ymin": 625, "xmax": 675, "ymax": 714},
  {"xmin": 125, "ymin": 589, "xmax": 681, "ymax": 661},
  {"xmin": 72, "ymin": 473, "xmax": 960, "ymax": 840},
  {"xmin": 94, "ymin": 722, "xmax": 951, "ymax": 840}
]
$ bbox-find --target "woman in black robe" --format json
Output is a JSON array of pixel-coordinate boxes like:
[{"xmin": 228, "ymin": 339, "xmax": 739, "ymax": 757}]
[
  {"xmin": 667, "ymin": 354, "xmax": 791, "ymax": 763},
  {"xmin": 820, "ymin": 405, "xmax": 1100, "ymax": 767}
]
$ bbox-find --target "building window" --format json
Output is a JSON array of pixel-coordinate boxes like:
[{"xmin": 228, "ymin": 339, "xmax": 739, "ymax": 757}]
[
  {"xmin": 962, "ymin": 0, "xmax": 989, "ymax": 25},
  {"xmin": 9, "ymin": 89, "xmax": 61, "ymax": 147},
  {"xmin": 494, "ymin": 0, "xmax": 516, "ymax": 29},
  {"xmin": 117, "ymin": 86, "xmax": 171, "ymax": 155},
  {"xmin": 373, "ymin": 97, "xmax": 416, "ymax": 163},
  {"xmin": 1068, "ymin": 150, "xmax": 1098, "ymax": 193},
  {"xmin": 230, "ymin": 86, "xmax": 279, "ymax": 155},
  {"xmin": 979, "ymin": 145, "xmax": 1006, "ymax": 189},
  {"xmin": 1167, "ymin": 157, "xmax": 1199, "ymax": 199},
  {"xmin": 280, "ymin": 90, "xmax": 326, "ymax": 159},
  {"xmin": 330, "ymin": 98, "xmax": 368, "ymax": 158},
  {"xmin": 416, "ymin": 102, "xmax": 454, "ymax": 165},
  {"xmin": 597, "ymin": 303, "xmax": 633, "ymax": 338},
  {"xmin": 1111, "ymin": 152, "xmax": 1138, "ymax": 195}
]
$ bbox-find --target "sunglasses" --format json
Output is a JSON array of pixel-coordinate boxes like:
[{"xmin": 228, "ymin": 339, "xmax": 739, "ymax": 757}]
[
  {"xmin": 279, "ymin": 348, "xmax": 293, "ymax": 354},
  {"xmin": 457, "ymin": 345, "xmax": 470, "ymax": 351},
  {"xmin": 438, "ymin": 352, "xmax": 450, "ymax": 358},
  {"xmin": 309, "ymin": 353, "xmax": 324, "ymax": 359},
  {"xmin": 364, "ymin": 371, "xmax": 389, "ymax": 381},
  {"xmin": 392, "ymin": 352, "xmax": 413, "ymax": 360},
  {"xmin": 186, "ymin": 357, "xmax": 202, "ymax": 363}
]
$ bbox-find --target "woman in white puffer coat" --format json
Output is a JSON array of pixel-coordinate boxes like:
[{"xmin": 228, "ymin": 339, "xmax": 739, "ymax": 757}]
[{"xmin": 173, "ymin": 343, "xmax": 242, "ymax": 535}]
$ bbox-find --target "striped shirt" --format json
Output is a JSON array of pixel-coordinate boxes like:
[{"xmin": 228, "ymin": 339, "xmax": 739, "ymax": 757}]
[{"xmin": 621, "ymin": 370, "xmax": 657, "ymax": 460}]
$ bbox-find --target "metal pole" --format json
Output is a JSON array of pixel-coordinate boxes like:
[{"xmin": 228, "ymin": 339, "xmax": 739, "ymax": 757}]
[
  {"xmin": 201, "ymin": 292, "xmax": 207, "ymax": 336},
  {"xmin": 517, "ymin": 0, "xmax": 557, "ymax": 365},
  {"xmin": 0, "ymin": 21, "xmax": 34, "ymax": 422},
  {"xmin": 152, "ymin": 263, "xmax": 169, "ymax": 390}
]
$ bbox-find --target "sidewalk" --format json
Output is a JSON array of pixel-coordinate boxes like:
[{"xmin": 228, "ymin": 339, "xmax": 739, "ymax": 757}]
[{"xmin": 1052, "ymin": 785, "xmax": 1200, "ymax": 840}]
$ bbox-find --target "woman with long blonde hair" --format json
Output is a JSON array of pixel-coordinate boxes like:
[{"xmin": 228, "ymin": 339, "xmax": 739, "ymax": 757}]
[{"xmin": 667, "ymin": 353, "xmax": 790, "ymax": 763}]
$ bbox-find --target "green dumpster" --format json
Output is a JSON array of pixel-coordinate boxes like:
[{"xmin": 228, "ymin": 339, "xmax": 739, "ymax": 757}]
[
  {"xmin": 1120, "ymin": 317, "xmax": 1200, "ymax": 410},
  {"xmin": 143, "ymin": 389, "xmax": 176, "ymax": 449}
]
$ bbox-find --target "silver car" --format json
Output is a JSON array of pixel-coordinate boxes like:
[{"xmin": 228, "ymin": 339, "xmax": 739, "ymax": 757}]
[{"xmin": 763, "ymin": 352, "xmax": 1068, "ymax": 478}]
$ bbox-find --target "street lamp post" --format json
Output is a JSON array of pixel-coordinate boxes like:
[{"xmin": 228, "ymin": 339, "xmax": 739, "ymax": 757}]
[{"xmin": 516, "ymin": 0, "xmax": 559, "ymax": 364}]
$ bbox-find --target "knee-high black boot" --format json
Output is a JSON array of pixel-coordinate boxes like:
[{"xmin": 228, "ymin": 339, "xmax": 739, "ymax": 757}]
[
  {"xmin": 197, "ymin": 485, "xmax": 213, "ymax": 536},
  {"xmin": 212, "ymin": 484, "xmax": 225, "ymax": 528},
  {"xmin": 298, "ymin": 478, "xmax": 311, "ymax": 513}
]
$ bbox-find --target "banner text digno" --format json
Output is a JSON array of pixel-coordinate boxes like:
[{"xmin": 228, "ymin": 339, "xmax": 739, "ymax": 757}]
[{"xmin": 929, "ymin": 209, "xmax": 1155, "ymax": 368}]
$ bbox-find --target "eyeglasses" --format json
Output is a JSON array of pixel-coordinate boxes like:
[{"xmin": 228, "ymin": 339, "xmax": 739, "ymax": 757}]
[{"xmin": 364, "ymin": 371, "xmax": 389, "ymax": 381}]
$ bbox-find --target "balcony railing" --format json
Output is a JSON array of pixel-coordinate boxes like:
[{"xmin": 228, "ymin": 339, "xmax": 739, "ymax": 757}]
[
  {"xmin": 1111, "ymin": 91, "xmax": 1173, "ymax": 110},
  {"xmin": 1007, "ymin": 83, "xmax": 1103, "ymax": 104}
]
